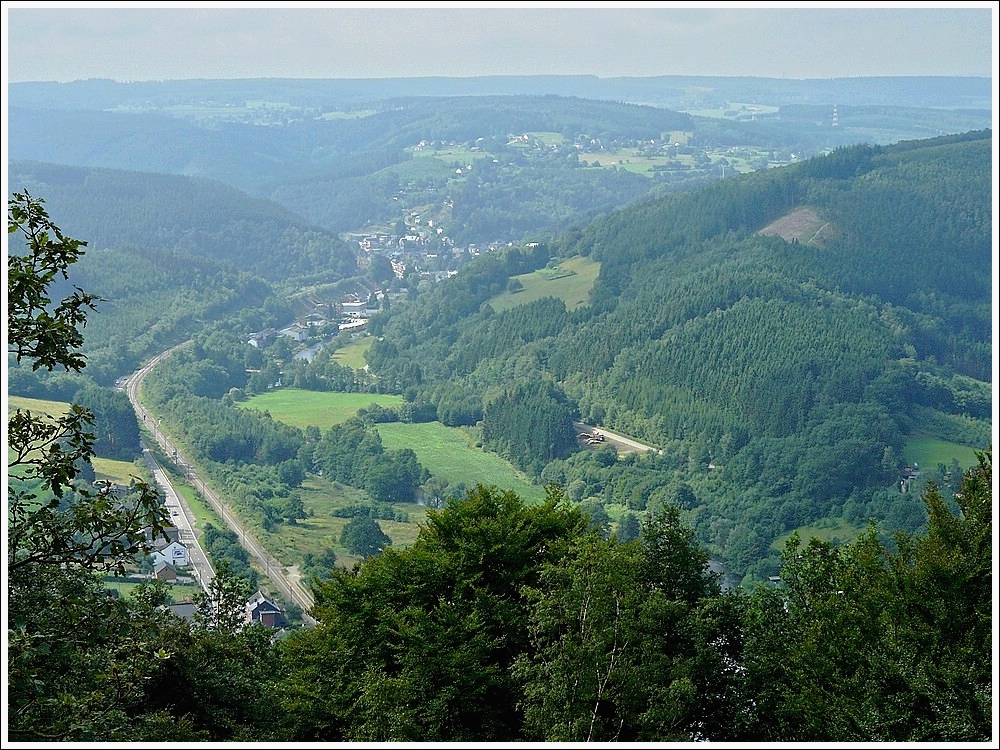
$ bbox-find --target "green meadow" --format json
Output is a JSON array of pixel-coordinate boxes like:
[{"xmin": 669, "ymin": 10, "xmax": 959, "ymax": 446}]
[
  {"xmin": 489, "ymin": 255, "xmax": 600, "ymax": 313},
  {"xmin": 770, "ymin": 516, "xmax": 864, "ymax": 552},
  {"xmin": 104, "ymin": 580, "xmax": 203, "ymax": 603},
  {"xmin": 331, "ymin": 336, "xmax": 374, "ymax": 370},
  {"xmin": 93, "ymin": 457, "xmax": 145, "ymax": 486},
  {"xmin": 8, "ymin": 395, "xmax": 70, "ymax": 417},
  {"xmin": 376, "ymin": 422, "xmax": 546, "ymax": 504},
  {"xmin": 236, "ymin": 389, "xmax": 549, "ymax": 568},
  {"xmin": 260, "ymin": 475, "xmax": 429, "ymax": 571},
  {"xmin": 903, "ymin": 436, "xmax": 983, "ymax": 472},
  {"xmin": 240, "ymin": 389, "xmax": 404, "ymax": 430}
]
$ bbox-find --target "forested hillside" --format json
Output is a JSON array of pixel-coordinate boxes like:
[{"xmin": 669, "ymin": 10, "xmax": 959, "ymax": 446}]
[
  {"xmin": 6, "ymin": 160, "xmax": 359, "ymax": 282},
  {"xmin": 7, "ymin": 128, "xmax": 990, "ymax": 581},
  {"xmin": 365, "ymin": 130, "xmax": 992, "ymax": 579}
]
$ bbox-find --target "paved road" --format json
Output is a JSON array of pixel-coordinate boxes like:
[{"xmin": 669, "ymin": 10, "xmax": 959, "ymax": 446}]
[
  {"xmin": 140, "ymin": 445, "xmax": 215, "ymax": 592},
  {"xmin": 121, "ymin": 344, "xmax": 316, "ymax": 622}
]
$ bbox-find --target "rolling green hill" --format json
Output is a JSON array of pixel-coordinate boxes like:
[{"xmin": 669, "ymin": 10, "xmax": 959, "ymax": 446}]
[
  {"xmin": 7, "ymin": 81, "xmax": 991, "ymax": 582},
  {"xmin": 7, "ymin": 160, "xmax": 358, "ymax": 282},
  {"xmin": 366, "ymin": 130, "xmax": 993, "ymax": 578}
]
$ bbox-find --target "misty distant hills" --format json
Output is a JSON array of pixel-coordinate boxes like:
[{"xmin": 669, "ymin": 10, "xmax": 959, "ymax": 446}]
[
  {"xmin": 9, "ymin": 74, "xmax": 992, "ymax": 110},
  {"xmin": 8, "ymin": 79, "xmax": 990, "ymax": 248}
]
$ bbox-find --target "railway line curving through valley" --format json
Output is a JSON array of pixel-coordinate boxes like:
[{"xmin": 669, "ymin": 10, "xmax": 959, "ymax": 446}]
[{"xmin": 121, "ymin": 342, "xmax": 316, "ymax": 624}]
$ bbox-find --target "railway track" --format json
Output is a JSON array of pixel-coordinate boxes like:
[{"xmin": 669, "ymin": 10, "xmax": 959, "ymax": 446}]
[{"xmin": 122, "ymin": 343, "xmax": 316, "ymax": 624}]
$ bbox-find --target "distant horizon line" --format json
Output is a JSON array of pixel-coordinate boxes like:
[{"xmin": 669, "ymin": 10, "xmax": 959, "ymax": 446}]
[{"xmin": 10, "ymin": 73, "xmax": 994, "ymax": 86}]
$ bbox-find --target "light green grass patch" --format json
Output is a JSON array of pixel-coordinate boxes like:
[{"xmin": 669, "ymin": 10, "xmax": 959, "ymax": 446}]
[
  {"xmin": 386, "ymin": 155, "xmax": 456, "ymax": 182},
  {"xmin": 105, "ymin": 580, "xmax": 202, "ymax": 602},
  {"xmin": 407, "ymin": 145, "xmax": 491, "ymax": 165},
  {"xmin": 332, "ymin": 336, "xmax": 374, "ymax": 369},
  {"xmin": 261, "ymin": 475, "xmax": 427, "ymax": 570},
  {"xmin": 903, "ymin": 436, "xmax": 983, "ymax": 472},
  {"xmin": 8, "ymin": 395, "xmax": 70, "ymax": 417},
  {"xmin": 489, "ymin": 255, "xmax": 600, "ymax": 313},
  {"xmin": 376, "ymin": 422, "xmax": 546, "ymax": 504},
  {"xmin": 577, "ymin": 149, "xmax": 665, "ymax": 176},
  {"xmin": 92, "ymin": 457, "xmax": 144, "ymax": 486},
  {"xmin": 8, "ymin": 396, "xmax": 73, "ymax": 471},
  {"xmin": 770, "ymin": 517, "xmax": 863, "ymax": 551},
  {"xmin": 319, "ymin": 109, "xmax": 376, "ymax": 120},
  {"xmin": 527, "ymin": 132, "xmax": 565, "ymax": 146},
  {"xmin": 240, "ymin": 389, "xmax": 404, "ymax": 430}
]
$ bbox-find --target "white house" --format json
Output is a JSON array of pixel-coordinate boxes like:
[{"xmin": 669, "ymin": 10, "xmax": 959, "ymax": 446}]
[
  {"xmin": 278, "ymin": 324, "xmax": 308, "ymax": 342},
  {"xmin": 340, "ymin": 300, "xmax": 368, "ymax": 318},
  {"xmin": 152, "ymin": 540, "xmax": 189, "ymax": 568}
]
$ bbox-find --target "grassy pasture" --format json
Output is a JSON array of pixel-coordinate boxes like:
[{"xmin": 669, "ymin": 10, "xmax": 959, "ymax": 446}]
[
  {"xmin": 903, "ymin": 436, "xmax": 983, "ymax": 472},
  {"xmin": 105, "ymin": 580, "xmax": 202, "ymax": 602},
  {"xmin": 261, "ymin": 475, "xmax": 429, "ymax": 570},
  {"xmin": 331, "ymin": 336, "xmax": 374, "ymax": 369},
  {"xmin": 240, "ymin": 389, "xmax": 404, "ymax": 430},
  {"xmin": 577, "ymin": 150, "xmax": 666, "ymax": 175},
  {"xmin": 319, "ymin": 109, "xmax": 377, "ymax": 120},
  {"xmin": 376, "ymin": 422, "xmax": 546, "ymax": 504},
  {"xmin": 387, "ymin": 155, "xmax": 456, "ymax": 182},
  {"xmin": 8, "ymin": 397, "xmax": 71, "ymax": 477},
  {"xmin": 489, "ymin": 255, "xmax": 600, "ymax": 313},
  {"xmin": 406, "ymin": 145, "xmax": 490, "ymax": 165},
  {"xmin": 532, "ymin": 132, "xmax": 565, "ymax": 145},
  {"xmin": 8, "ymin": 395, "xmax": 70, "ymax": 417},
  {"xmin": 770, "ymin": 516, "xmax": 863, "ymax": 551},
  {"xmin": 93, "ymin": 457, "xmax": 144, "ymax": 486},
  {"xmin": 235, "ymin": 390, "xmax": 548, "ymax": 564}
]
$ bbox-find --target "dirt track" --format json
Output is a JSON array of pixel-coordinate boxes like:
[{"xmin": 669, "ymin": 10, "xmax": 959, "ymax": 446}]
[{"xmin": 574, "ymin": 422, "xmax": 659, "ymax": 454}]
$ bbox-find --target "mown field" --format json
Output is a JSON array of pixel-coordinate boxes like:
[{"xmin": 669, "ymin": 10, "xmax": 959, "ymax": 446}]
[
  {"xmin": 903, "ymin": 436, "xmax": 983, "ymax": 472},
  {"xmin": 104, "ymin": 579, "xmax": 202, "ymax": 603},
  {"xmin": 331, "ymin": 335, "xmax": 374, "ymax": 369},
  {"xmin": 376, "ymin": 422, "xmax": 546, "ymax": 504},
  {"xmin": 8, "ymin": 394, "xmax": 69, "ymax": 417},
  {"xmin": 770, "ymin": 516, "xmax": 863, "ymax": 552},
  {"xmin": 92, "ymin": 456, "xmax": 145, "ymax": 486},
  {"xmin": 240, "ymin": 389, "xmax": 404, "ymax": 430},
  {"xmin": 489, "ymin": 255, "xmax": 600, "ymax": 313}
]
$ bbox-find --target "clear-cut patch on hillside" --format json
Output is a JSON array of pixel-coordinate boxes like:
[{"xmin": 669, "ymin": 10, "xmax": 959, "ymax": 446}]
[{"xmin": 757, "ymin": 206, "xmax": 836, "ymax": 247}]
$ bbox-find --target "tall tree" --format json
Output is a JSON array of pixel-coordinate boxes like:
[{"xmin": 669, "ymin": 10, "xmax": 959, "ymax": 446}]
[
  {"xmin": 736, "ymin": 452, "xmax": 992, "ymax": 741},
  {"xmin": 515, "ymin": 508, "xmax": 743, "ymax": 741},
  {"xmin": 7, "ymin": 191, "xmax": 166, "ymax": 576},
  {"xmin": 277, "ymin": 485, "xmax": 589, "ymax": 741}
]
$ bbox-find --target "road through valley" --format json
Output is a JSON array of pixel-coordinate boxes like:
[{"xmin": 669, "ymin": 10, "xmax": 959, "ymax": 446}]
[{"xmin": 121, "ymin": 343, "xmax": 316, "ymax": 622}]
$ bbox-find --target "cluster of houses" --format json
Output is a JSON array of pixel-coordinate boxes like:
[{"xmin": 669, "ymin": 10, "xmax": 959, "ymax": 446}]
[
  {"xmin": 143, "ymin": 522, "xmax": 289, "ymax": 630},
  {"xmin": 247, "ymin": 294, "xmax": 384, "ymax": 353},
  {"xmin": 898, "ymin": 464, "xmax": 921, "ymax": 493},
  {"xmin": 165, "ymin": 589, "xmax": 288, "ymax": 630}
]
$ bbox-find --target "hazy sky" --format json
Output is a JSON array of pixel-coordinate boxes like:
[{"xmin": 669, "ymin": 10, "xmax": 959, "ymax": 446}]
[{"xmin": 3, "ymin": 3, "xmax": 997, "ymax": 83}]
